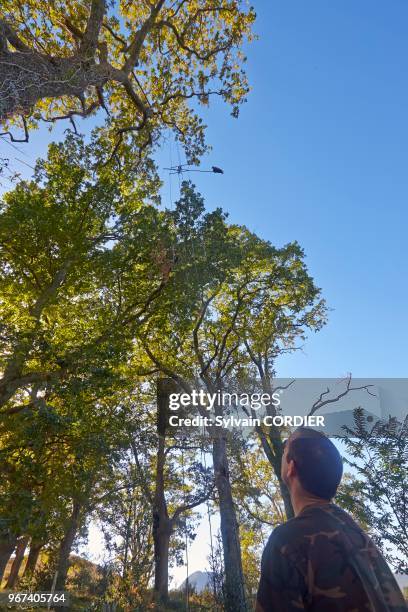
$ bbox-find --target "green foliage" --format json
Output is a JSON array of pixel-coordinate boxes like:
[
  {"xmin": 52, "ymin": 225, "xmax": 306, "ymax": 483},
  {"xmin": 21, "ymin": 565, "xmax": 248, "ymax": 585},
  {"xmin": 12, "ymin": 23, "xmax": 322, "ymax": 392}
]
[
  {"xmin": 0, "ymin": 0, "xmax": 255, "ymax": 163},
  {"xmin": 338, "ymin": 409, "xmax": 408, "ymax": 572},
  {"xmin": 0, "ymin": 136, "xmax": 334, "ymax": 607},
  {"xmin": 138, "ymin": 182, "xmax": 326, "ymax": 391},
  {"xmin": 0, "ymin": 134, "xmax": 164, "ymax": 415}
]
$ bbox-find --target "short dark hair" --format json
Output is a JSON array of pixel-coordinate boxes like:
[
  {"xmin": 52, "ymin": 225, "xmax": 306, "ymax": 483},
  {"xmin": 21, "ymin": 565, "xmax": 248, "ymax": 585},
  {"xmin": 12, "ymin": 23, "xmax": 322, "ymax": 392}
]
[{"xmin": 286, "ymin": 427, "xmax": 343, "ymax": 499}]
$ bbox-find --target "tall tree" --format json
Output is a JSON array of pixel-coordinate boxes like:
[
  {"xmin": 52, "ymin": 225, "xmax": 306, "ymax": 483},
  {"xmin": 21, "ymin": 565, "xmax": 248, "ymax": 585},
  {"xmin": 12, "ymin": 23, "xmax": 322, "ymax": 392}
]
[
  {"xmin": 0, "ymin": 378, "xmax": 137, "ymax": 590},
  {"xmin": 0, "ymin": 528, "xmax": 17, "ymax": 586},
  {"xmin": 97, "ymin": 457, "xmax": 155, "ymax": 609},
  {"xmin": 234, "ymin": 241, "xmax": 326, "ymax": 518},
  {"xmin": 123, "ymin": 379, "xmax": 213, "ymax": 605},
  {"xmin": 138, "ymin": 182, "xmax": 326, "ymax": 611},
  {"xmin": 138, "ymin": 184, "xmax": 245, "ymax": 611},
  {"xmin": 22, "ymin": 540, "xmax": 44, "ymax": 582},
  {"xmin": 0, "ymin": 134, "xmax": 169, "ymax": 416},
  {"xmin": 152, "ymin": 379, "xmax": 213, "ymax": 604},
  {"xmin": 0, "ymin": 145, "xmax": 232, "ymax": 602},
  {"xmin": 0, "ymin": 0, "xmax": 255, "ymax": 162}
]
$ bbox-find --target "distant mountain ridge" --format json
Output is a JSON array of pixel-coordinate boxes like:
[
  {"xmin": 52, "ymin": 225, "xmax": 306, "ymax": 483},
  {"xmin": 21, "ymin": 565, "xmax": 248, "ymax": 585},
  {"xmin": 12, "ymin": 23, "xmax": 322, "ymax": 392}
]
[{"xmin": 178, "ymin": 570, "xmax": 214, "ymax": 593}]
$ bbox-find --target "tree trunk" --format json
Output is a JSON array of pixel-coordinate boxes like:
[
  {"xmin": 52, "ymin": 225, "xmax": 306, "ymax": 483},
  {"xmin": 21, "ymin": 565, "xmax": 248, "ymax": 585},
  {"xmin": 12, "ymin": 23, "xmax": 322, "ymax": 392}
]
[
  {"xmin": 122, "ymin": 504, "xmax": 132, "ymax": 580},
  {"xmin": 5, "ymin": 536, "xmax": 29, "ymax": 588},
  {"xmin": 152, "ymin": 518, "xmax": 171, "ymax": 604},
  {"xmin": 55, "ymin": 500, "xmax": 81, "ymax": 591},
  {"xmin": 23, "ymin": 540, "xmax": 43, "ymax": 579},
  {"xmin": 278, "ymin": 478, "xmax": 294, "ymax": 519},
  {"xmin": 0, "ymin": 533, "xmax": 17, "ymax": 586},
  {"xmin": 152, "ymin": 379, "xmax": 174, "ymax": 605},
  {"xmin": 268, "ymin": 433, "xmax": 294, "ymax": 519},
  {"xmin": 255, "ymin": 381, "xmax": 295, "ymax": 520},
  {"xmin": 213, "ymin": 434, "xmax": 247, "ymax": 612}
]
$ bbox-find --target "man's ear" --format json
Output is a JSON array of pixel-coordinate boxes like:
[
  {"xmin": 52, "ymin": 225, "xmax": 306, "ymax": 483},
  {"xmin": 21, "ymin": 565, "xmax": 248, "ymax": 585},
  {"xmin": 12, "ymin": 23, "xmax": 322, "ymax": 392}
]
[{"xmin": 287, "ymin": 458, "xmax": 296, "ymax": 479}]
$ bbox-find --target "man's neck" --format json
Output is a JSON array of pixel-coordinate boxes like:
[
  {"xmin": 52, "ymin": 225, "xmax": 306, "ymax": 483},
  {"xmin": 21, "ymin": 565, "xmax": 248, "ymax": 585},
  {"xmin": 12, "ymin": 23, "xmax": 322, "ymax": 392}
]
[{"xmin": 291, "ymin": 493, "xmax": 332, "ymax": 517}]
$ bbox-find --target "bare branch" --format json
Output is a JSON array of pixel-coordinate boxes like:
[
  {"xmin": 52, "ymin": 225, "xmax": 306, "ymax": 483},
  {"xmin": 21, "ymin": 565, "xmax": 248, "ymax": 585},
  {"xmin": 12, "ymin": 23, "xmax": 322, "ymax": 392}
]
[
  {"xmin": 309, "ymin": 375, "xmax": 376, "ymax": 416},
  {"xmin": 244, "ymin": 339, "xmax": 264, "ymax": 376},
  {"xmin": 215, "ymin": 288, "xmax": 245, "ymax": 377},
  {"xmin": 120, "ymin": 279, "xmax": 166, "ymax": 327},
  {"xmin": 0, "ymin": 116, "xmax": 28, "ymax": 142},
  {"xmin": 62, "ymin": 18, "xmax": 84, "ymax": 42},
  {"xmin": 192, "ymin": 293, "xmax": 218, "ymax": 381},
  {"xmin": 122, "ymin": 79, "xmax": 149, "ymax": 117},
  {"xmin": 0, "ymin": 401, "xmax": 34, "ymax": 417},
  {"xmin": 239, "ymin": 499, "xmax": 275, "ymax": 526},
  {"xmin": 218, "ymin": 342, "xmax": 239, "ymax": 377},
  {"xmin": 40, "ymin": 100, "xmax": 99, "ymax": 126},
  {"xmin": 102, "ymin": 22, "xmax": 127, "ymax": 50},
  {"xmin": 129, "ymin": 438, "xmax": 153, "ymax": 504},
  {"xmin": 157, "ymin": 19, "xmax": 231, "ymax": 62},
  {"xmin": 164, "ymin": 444, "xmax": 202, "ymax": 456},
  {"xmin": 142, "ymin": 342, "xmax": 192, "ymax": 394},
  {"xmin": 170, "ymin": 484, "xmax": 214, "ymax": 523}
]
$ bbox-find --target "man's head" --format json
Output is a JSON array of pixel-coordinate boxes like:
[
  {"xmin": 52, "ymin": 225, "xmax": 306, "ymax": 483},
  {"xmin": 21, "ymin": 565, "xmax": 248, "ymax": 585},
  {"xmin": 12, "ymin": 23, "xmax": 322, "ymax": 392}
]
[{"xmin": 281, "ymin": 427, "xmax": 343, "ymax": 500}]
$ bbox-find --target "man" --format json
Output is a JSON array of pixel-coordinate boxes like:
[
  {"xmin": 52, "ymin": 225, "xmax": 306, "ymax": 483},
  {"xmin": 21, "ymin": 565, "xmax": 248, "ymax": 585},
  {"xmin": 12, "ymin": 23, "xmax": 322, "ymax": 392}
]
[{"xmin": 256, "ymin": 427, "xmax": 407, "ymax": 611}]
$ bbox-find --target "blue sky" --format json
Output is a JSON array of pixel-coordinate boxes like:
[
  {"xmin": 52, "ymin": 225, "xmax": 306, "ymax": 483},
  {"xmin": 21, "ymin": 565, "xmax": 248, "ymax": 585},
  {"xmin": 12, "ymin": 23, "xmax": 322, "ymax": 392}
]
[{"xmin": 169, "ymin": 0, "xmax": 408, "ymax": 379}]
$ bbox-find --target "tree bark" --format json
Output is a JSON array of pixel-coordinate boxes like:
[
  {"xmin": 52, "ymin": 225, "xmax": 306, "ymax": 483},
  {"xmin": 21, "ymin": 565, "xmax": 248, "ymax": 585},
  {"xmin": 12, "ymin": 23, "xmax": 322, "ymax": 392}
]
[
  {"xmin": 0, "ymin": 1, "xmax": 162, "ymax": 123},
  {"xmin": 0, "ymin": 533, "xmax": 17, "ymax": 586},
  {"xmin": 0, "ymin": 51, "xmax": 108, "ymax": 121},
  {"xmin": 152, "ymin": 379, "xmax": 174, "ymax": 605},
  {"xmin": 152, "ymin": 518, "xmax": 171, "ymax": 604},
  {"xmin": 5, "ymin": 536, "xmax": 29, "ymax": 588},
  {"xmin": 23, "ymin": 540, "xmax": 43, "ymax": 579},
  {"xmin": 278, "ymin": 477, "xmax": 294, "ymax": 519},
  {"xmin": 269, "ymin": 434, "xmax": 294, "ymax": 520},
  {"xmin": 257, "ymin": 374, "xmax": 295, "ymax": 519},
  {"xmin": 213, "ymin": 433, "xmax": 247, "ymax": 612},
  {"xmin": 54, "ymin": 500, "xmax": 81, "ymax": 591},
  {"xmin": 151, "ymin": 378, "xmax": 214, "ymax": 605},
  {"xmin": 122, "ymin": 504, "xmax": 132, "ymax": 580}
]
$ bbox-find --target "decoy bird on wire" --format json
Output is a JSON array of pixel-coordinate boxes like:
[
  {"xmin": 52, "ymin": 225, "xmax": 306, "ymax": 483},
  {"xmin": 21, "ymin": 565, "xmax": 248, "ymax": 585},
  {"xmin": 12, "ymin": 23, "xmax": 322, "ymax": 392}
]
[{"xmin": 164, "ymin": 163, "xmax": 224, "ymax": 176}]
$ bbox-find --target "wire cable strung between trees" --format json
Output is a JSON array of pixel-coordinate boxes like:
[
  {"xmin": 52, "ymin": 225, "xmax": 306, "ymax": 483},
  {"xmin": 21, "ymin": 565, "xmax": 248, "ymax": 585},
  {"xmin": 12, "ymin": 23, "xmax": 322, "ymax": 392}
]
[
  {"xmin": 162, "ymin": 138, "xmax": 221, "ymax": 610},
  {"xmin": 164, "ymin": 163, "xmax": 224, "ymax": 176}
]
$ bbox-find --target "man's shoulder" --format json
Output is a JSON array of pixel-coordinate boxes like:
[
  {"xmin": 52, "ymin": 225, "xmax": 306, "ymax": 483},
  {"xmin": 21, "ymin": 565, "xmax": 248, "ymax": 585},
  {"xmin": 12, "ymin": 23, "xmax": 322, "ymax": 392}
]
[
  {"xmin": 261, "ymin": 505, "xmax": 407, "ymax": 611},
  {"xmin": 267, "ymin": 518, "xmax": 299, "ymax": 548},
  {"xmin": 266, "ymin": 504, "xmax": 363, "ymax": 552},
  {"xmin": 264, "ymin": 514, "xmax": 314, "ymax": 558}
]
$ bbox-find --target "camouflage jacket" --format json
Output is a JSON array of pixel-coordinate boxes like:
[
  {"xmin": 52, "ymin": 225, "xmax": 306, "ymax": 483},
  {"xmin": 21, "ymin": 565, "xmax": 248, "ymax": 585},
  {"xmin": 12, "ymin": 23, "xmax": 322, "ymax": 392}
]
[{"xmin": 256, "ymin": 503, "xmax": 407, "ymax": 611}]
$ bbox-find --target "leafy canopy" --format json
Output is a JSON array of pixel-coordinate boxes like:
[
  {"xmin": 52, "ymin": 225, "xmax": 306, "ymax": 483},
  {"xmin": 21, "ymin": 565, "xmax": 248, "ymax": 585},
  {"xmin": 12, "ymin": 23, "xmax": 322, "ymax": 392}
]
[
  {"xmin": 0, "ymin": 133, "xmax": 169, "ymax": 414},
  {"xmin": 0, "ymin": 0, "xmax": 255, "ymax": 162}
]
